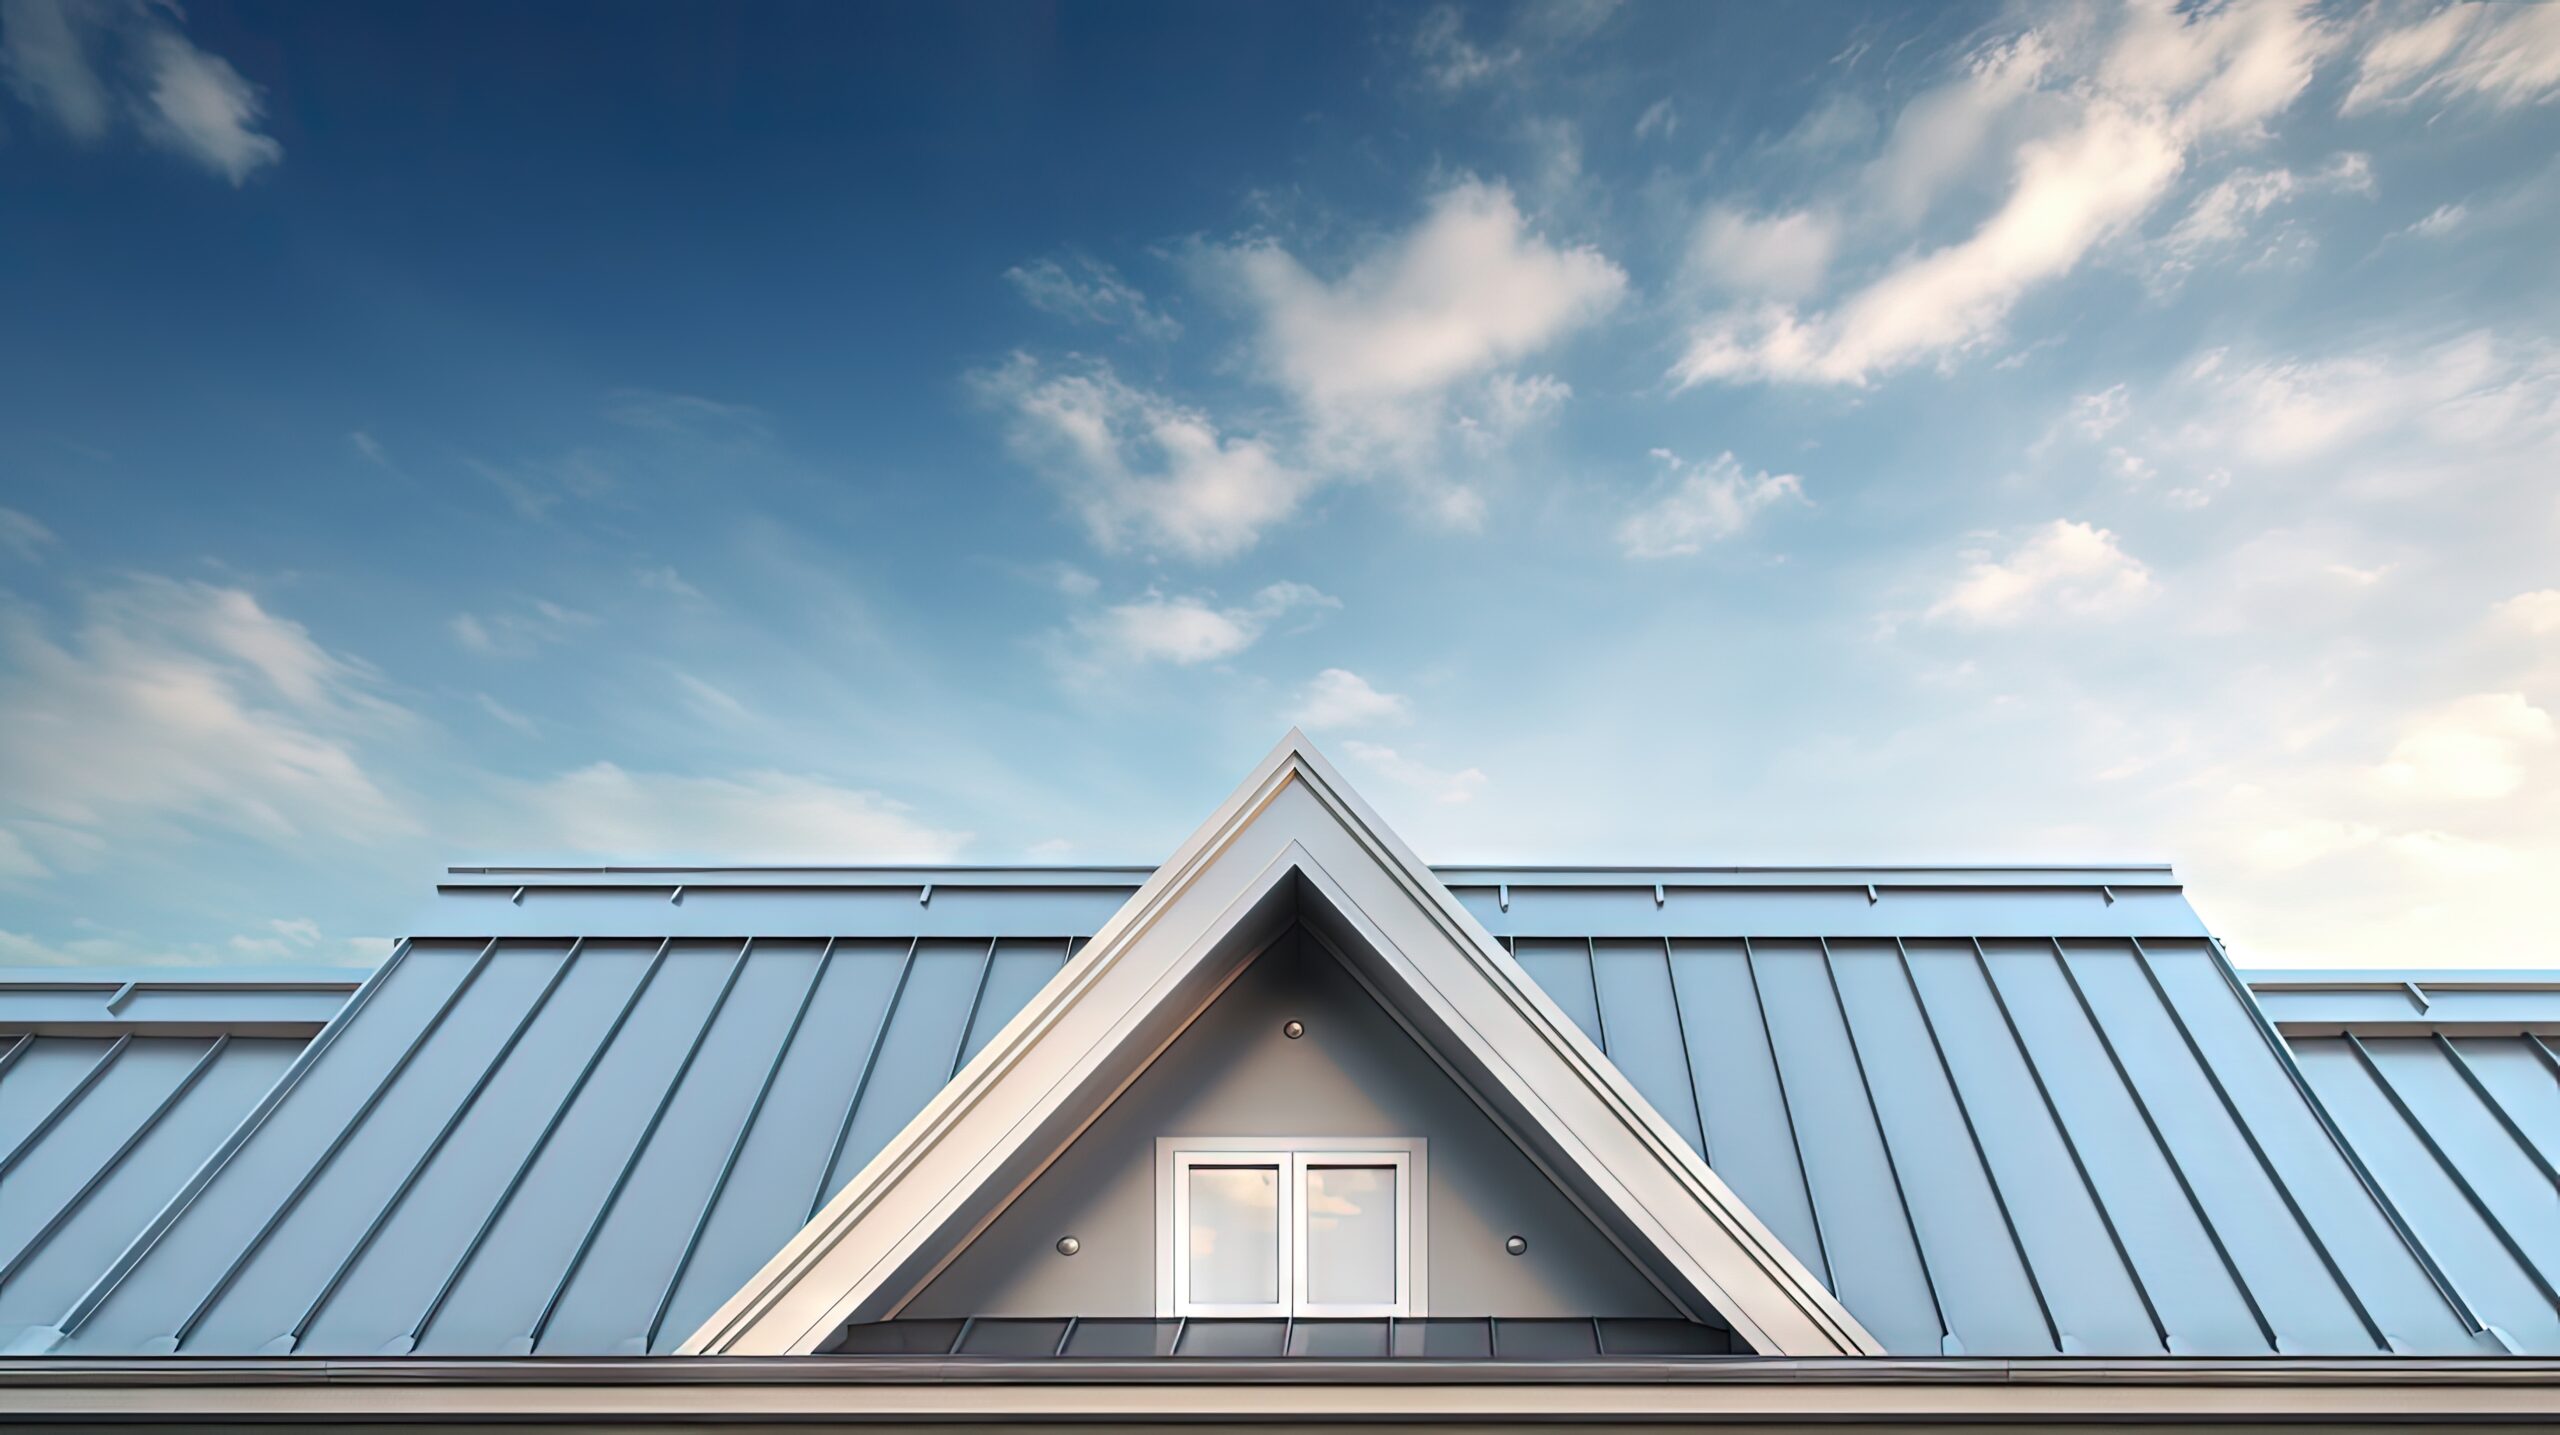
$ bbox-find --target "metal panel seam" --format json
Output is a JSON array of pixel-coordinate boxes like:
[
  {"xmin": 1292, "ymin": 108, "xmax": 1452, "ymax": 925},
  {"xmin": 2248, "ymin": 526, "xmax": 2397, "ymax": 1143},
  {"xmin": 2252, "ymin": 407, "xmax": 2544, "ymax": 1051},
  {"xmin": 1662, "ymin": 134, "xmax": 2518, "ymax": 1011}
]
[
  {"xmin": 173, "ymin": 939, "xmax": 504, "ymax": 1349},
  {"xmin": 1816, "ymin": 939, "xmax": 1950, "ymax": 1352},
  {"xmin": 643, "ymin": 940, "xmax": 840, "ymax": 1352},
  {"xmin": 283, "ymin": 940, "xmax": 587, "ymax": 1350},
  {"xmin": 49, "ymin": 940, "xmax": 420, "ymax": 1343},
  {"xmin": 526, "ymin": 939, "xmax": 755, "ymax": 1351},
  {"xmin": 2126, "ymin": 938, "xmax": 2388, "ymax": 1351},
  {"xmin": 0, "ymin": 1036, "xmax": 229, "ymax": 1290},
  {"xmin": 2048, "ymin": 940, "xmax": 2279, "ymax": 1352},
  {"xmin": 1968, "ymin": 939, "xmax": 2169, "ymax": 1352},
  {"xmin": 808, "ymin": 938, "xmax": 921, "ymax": 1224},
  {"xmin": 405, "ymin": 939, "xmax": 674, "ymax": 1351}
]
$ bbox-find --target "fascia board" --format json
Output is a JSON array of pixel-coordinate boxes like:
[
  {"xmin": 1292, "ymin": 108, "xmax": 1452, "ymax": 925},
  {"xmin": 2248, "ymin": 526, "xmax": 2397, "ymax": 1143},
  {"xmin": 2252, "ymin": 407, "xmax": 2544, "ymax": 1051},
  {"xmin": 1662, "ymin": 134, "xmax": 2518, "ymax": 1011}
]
[{"xmin": 6, "ymin": 1357, "xmax": 2559, "ymax": 1424}]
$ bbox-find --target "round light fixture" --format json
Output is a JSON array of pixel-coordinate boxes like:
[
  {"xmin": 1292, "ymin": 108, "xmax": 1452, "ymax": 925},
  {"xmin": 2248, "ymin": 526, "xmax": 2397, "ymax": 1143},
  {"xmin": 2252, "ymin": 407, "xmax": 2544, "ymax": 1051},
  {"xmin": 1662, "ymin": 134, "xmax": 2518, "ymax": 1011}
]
[
  {"xmin": 1056, "ymin": 1236, "xmax": 1081, "ymax": 1257},
  {"xmin": 1282, "ymin": 1019, "xmax": 1306, "ymax": 1039},
  {"xmin": 1504, "ymin": 1235, "xmax": 1528, "ymax": 1257}
]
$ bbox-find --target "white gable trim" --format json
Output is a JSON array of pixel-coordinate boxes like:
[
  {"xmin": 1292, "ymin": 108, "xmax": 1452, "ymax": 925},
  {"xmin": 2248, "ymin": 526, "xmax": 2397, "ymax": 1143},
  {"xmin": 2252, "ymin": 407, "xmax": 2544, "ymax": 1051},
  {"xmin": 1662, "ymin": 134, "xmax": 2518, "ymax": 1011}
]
[{"xmin": 682, "ymin": 733, "xmax": 1878, "ymax": 1357}]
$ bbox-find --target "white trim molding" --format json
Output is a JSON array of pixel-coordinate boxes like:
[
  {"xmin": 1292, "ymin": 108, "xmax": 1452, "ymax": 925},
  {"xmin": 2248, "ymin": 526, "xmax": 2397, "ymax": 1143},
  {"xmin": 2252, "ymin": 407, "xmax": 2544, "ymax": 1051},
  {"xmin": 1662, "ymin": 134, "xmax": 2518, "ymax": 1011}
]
[{"xmin": 681, "ymin": 731, "xmax": 1878, "ymax": 1357}]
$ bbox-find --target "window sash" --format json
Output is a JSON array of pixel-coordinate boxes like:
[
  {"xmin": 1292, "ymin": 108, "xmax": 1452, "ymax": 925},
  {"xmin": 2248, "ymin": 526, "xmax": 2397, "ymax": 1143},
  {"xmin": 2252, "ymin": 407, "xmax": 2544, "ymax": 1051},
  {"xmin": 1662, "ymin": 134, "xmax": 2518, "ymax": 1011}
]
[
  {"xmin": 1292, "ymin": 1152, "xmax": 1411, "ymax": 1317},
  {"xmin": 1164, "ymin": 1141, "xmax": 1420, "ymax": 1318}
]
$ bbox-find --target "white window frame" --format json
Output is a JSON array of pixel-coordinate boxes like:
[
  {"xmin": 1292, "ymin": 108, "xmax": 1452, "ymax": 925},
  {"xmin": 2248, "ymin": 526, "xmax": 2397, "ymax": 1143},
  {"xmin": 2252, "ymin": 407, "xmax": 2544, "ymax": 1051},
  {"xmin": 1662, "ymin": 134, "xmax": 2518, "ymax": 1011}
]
[{"xmin": 1156, "ymin": 1136, "xmax": 1427, "ymax": 1318}]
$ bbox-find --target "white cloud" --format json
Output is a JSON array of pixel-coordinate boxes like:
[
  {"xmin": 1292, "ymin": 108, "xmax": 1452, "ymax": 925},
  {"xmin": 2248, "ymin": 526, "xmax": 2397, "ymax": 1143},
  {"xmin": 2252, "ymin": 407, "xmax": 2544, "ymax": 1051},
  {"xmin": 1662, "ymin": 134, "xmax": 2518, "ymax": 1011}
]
[
  {"xmin": 2492, "ymin": 589, "xmax": 2560, "ymax": 635},
  {"xmin": 1413, "ymin": 5, "xmax": 1518, "ymax": 92},
  {"xmin": 2402, "ymin": 201, "xmax": 2469, "ymax": 239},
  {"xmin": 0, "ymin": 826, "xmax": 47, "ymax": 881},
  {"xmin": 0, "ymin": 0, "xmax": 110, "ymax": 139},
  {"xmin": 2156, "ymin": 152, "xmax": 2371, "ymax": 267},
  {"xmin": 1677, "ymin": 0, "xmax": 2333, "ymax": 386},
  {"xmin": 1215, "ymin": 179, "xmax": 1625, "ymax": 514},
  {"xmin": 674, "ymin": 670, "xmax": 752, "ymax": 723},
  {"xmin": 2168, "ymin": 330, "xmax": 2560, "ymax": 470},
  {"xmin": 475, "ymin": 692, "xmax": 540, "ymax": 738},
  {"xmin": 0, "ymin": 0, "xmax": 282, "ymax": 182},
  {"xmin": 510, "ymin": 764, "xmax": 968, "ymax": 863},
  {"xmin": 2069, "ymin": 384, "xmax": 2132, "ymax": 438},
  {"xmin": 1005, "ymin": 254, "xmax": 1179, "ymax": 340},
  {"xmin": 2373, "ymin": 692, "xmax": 2554, "ymax": 801},
  {"xmin": 2345, "ymin": 1, "xmax": 2560, "ymax": 113},
  {"xmin": 135, "ymin": 25, "xmax": 280, "ymax": 183},
  {"xmin": 1296, "ymin": 668, "xmax": 1410, "ymax": 730},
  {"xmin": 636, "ymin": 565, "xmax": 704, "ymax": 602},
  {"xmin": 1928, "ymin": 519, "xmax": 2155, "ymax": 625},
  {"xmin": 979, "ymin": 353, "xmax": 1320, "ymax": 561},
  {"xmin": 0, "ymin": 506, "xmax": 56, "ymax": 561},
  {"xmin": 1634, "ymin": 97, "xmax": 1676, "ymax": 140},
  {"xmin": 0, "ymin": 577, "xmax": 411, "ymax": 870},
  {"xmin": 1685, "ymin": 206, "xmax": 1837, "ymax": 299},
  {"xmin": 1342, "ymin": 740, "xmax": 1487, "ymax": 805},
  {"xmin": 1228, "ymin": 180, "xmax": 1626, "ymax": 417},
  {"xmin": 1617, "ymin": 449, "xmax": 1805, "ymax": 558},
  {"xmin": 1079, "ymin": 582, "xmax": 1337, "ymax": 666},
  {"xmin": 449, "ymin": 600, "xmax": 595, "ymax": 658}
]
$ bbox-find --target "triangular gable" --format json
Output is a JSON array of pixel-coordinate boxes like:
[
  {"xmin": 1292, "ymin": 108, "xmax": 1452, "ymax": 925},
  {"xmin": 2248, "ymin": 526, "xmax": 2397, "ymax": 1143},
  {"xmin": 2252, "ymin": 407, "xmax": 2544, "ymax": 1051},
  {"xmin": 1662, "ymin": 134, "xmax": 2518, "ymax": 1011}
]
[{"xmin": 682, "ymin": 733, "xmax": 1878, "ymax": 1356}]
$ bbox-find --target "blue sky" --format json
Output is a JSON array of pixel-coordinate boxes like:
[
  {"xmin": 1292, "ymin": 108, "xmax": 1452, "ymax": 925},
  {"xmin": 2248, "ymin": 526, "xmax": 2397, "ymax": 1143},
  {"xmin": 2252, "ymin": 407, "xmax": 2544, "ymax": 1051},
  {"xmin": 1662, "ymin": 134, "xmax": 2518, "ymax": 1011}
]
[{"xmin": 2, "ymin": 0, "xmax": 2556, "ymax": 970}]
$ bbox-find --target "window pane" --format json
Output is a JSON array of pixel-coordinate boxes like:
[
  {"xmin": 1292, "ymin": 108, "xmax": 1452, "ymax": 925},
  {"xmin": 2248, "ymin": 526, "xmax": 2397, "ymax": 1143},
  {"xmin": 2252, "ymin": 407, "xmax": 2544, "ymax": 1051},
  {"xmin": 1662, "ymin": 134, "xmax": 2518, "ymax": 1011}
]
[
  {"xmin": 1187, "ymin": 1165, "xmax": 1279, "ymax": 1305},
  {"xmin": 1304, "ymin": 1164, "xmax": 1397, "ymax": 1307}
]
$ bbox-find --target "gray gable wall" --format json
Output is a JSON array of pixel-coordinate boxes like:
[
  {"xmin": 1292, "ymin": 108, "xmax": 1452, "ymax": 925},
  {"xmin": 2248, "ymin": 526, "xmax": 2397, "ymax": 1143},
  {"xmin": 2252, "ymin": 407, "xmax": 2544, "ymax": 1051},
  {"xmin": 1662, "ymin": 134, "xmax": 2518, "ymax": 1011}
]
[{"xmin": 906, "ymin": 928, "xmax": 1680, "ymax": 1322}]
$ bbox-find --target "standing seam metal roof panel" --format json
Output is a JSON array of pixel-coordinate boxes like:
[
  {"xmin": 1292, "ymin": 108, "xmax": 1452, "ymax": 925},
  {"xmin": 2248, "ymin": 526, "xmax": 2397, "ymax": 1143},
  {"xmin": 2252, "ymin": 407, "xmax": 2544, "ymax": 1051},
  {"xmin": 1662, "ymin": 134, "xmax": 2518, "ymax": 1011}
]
[{"xmin": 6, "ymin": 870, "xmax": 2536, "ymax": 1358}]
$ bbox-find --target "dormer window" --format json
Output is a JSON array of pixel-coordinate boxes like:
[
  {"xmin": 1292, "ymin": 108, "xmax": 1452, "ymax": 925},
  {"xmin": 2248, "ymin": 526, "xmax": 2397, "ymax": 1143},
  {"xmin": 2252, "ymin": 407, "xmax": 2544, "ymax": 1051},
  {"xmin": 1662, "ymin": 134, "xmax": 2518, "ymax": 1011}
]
[{"xmin": 1158, "ymin": 1138, "xmax": 1425, "ymax": 1317}]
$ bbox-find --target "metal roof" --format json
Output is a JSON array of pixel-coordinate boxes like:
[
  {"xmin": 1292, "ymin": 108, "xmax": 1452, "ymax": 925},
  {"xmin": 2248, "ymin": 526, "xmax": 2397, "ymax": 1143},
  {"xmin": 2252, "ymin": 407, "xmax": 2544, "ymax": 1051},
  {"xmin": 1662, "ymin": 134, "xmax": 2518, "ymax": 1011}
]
[
  {"xmin": 2242, "ymin": 971, "xmax": 2558, "ymax": 1355},
  {"xmin": 2, "ymin": 870, "xmax": 2548, "ymax": 1359},
  {"xmin": 0, "ymin": 971, "xmax": 342, "ymax": 1353}
]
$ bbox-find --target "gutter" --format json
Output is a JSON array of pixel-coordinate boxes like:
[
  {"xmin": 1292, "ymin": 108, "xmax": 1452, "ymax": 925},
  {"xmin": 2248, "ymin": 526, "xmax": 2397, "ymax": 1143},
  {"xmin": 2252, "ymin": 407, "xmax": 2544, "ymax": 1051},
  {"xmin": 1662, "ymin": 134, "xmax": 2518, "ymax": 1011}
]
[{"xmin": 4, "ymin": 1357, "xmax": 2557, "ymax": 1424}]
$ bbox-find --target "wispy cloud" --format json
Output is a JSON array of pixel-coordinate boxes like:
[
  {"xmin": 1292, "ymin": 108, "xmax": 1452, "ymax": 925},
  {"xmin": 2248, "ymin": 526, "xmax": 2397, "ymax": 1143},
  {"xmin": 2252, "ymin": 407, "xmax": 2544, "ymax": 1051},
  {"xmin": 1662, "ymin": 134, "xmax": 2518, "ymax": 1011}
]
[
  {"xmin": 1412, "ymin": 5, "xmax": 1519, "ymax": 93},
  {"xmin": 497, "ymin": 763, "xmax": 968, "ymax": 863},
  {"xmin": 1, "ymin": 0, "xmax": 283, "ymax": 183},
  {"xmin": 0, "ymin": 507, "xmax": 57, "ymax": 561},
  {"xmin": 1005, "ymin": 253, "xmax": 1180, "ymax": 340},
  {"xmin": 978, "ymin": 353, "xmax": 1320, "ymax": 561},
  {"xmin": 0, "ymin": 577, "xmax": 413, "ymax": 875},
  {"xmin": 1295, "ymin": 668, "xmax": 1410, "ymax": 730},
  {"xmin": 1927, "ymin": 519, "xmax": 2155, "ymax": 626},
  {"xmin": 2344, "ymin": 1, "xmax": 2560, "ymax": 114},
  {"xmin": 449, "ymin": 600, "xmax": 596, "ymax": 658},
  {"xmin": 1077, "ymin": 582, "xmax": 1337, "ymax": 665},
  {"xmin": 1342, "ymin": 739, "xmax": 1488, "ymax": 805},
  {"xmin": 1618, "ymin": 449, "xmax": 1805, "ymax": 558},
  {"xmin": 1676, "ymin": 0, "xmax": 2335, "ymax": 386}
]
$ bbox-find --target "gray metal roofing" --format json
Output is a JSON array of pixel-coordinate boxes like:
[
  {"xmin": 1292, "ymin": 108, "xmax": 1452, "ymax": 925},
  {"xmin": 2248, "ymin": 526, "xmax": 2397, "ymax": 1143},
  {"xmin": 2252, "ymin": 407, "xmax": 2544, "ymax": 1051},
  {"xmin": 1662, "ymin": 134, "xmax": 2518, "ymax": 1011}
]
[
  {"xmin": 2240, "ymin": 971, "xmax": 2558, "ymax": 1356},
  {"xmin": 1, "ymin": 870, "xmax": 2548, "ymax": 1359}
]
